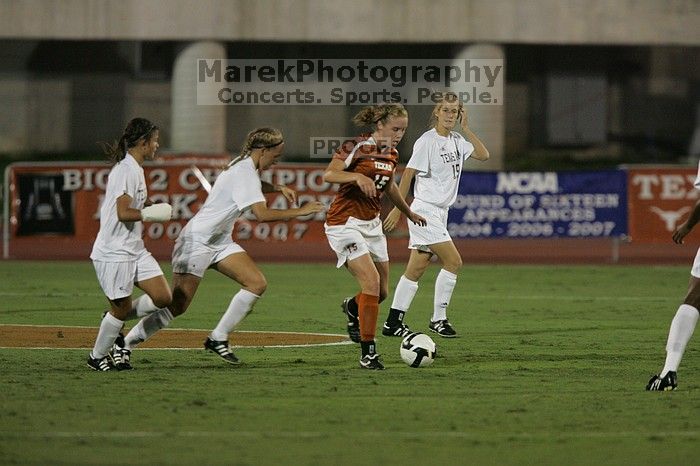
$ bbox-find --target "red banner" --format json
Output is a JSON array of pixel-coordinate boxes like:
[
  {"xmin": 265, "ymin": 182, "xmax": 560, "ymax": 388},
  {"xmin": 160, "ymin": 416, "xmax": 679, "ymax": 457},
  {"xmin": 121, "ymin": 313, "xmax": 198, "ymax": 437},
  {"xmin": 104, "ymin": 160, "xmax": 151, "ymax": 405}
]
[
  {"xmin": 4, "ymin": 159, "xmax": 336, "ymax": 260},
  {"xmin": 627, "ymin": 167, "xmax": 700, "ymax": 243}
]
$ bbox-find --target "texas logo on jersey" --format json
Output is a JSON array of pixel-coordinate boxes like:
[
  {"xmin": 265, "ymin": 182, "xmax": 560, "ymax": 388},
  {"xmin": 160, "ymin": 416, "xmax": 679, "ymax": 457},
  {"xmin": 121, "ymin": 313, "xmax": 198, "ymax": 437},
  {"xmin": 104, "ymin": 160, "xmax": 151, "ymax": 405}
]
[{"xmin": 326, "ymin": 135, "xmax": 399, "ymax": 226}]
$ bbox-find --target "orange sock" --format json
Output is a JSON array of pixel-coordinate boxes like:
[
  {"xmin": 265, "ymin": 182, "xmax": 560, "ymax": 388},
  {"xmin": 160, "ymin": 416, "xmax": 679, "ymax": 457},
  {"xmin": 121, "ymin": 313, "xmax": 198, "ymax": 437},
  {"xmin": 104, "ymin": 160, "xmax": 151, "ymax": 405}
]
[{"xmin": 357, "ymin": 292, "xmax": 379, "ymax": 342}]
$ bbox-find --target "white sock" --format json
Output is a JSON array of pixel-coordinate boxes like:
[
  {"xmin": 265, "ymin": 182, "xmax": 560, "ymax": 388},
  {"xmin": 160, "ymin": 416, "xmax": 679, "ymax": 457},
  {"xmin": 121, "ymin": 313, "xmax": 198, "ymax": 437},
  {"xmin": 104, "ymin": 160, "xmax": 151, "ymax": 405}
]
[
  {"xmin": 661, "ymin": 304, "xmax": 699, "ymax": 377},
  {"xmin": 121, "ymin": 295, "xmax": 161, "ymax": 321},
  {"xmin": 133, "ymin": 294, "xmax": 160, "ymax": 318},
  {"xmin": 91, "ymin": 312, "xmax": 124, "ymax": 359},
  {"xmin": 390, "ymin": 276, "xmax": 419, "ymax": 312},
  {"xmin": 210, "ymin": 290, "xmax": 260, "ymax": 341},
  {"xmin": 124, "ymin": 308, "xmax": 174, "ymax": 350},
  {"xmin": 433, "ymin": 269, "xmax": 457, "ymax": 322}
]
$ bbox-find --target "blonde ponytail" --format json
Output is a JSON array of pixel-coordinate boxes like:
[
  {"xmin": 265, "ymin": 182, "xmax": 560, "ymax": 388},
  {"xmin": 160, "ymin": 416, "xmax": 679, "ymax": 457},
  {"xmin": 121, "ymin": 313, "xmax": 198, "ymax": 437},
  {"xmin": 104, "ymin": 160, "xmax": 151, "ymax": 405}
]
[
  {"xmin": 229, "ymin": 127, "xmax": 284, "ymax": 167},
  {"xmin": 352, "ymin": 103, "xmax": 408, "ymax": 129}
]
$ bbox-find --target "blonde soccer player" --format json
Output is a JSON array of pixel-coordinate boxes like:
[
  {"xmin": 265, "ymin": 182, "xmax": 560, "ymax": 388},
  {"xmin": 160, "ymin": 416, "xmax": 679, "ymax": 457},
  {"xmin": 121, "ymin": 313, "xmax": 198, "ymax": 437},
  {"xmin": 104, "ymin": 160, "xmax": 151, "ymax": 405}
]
[
  {"xmin": 88, "ymin": 118, "xmax": 173, "ymax": 371},
  {"xmin": 382, "ymin": 93, "xmax": 489, "ymax": 339},
  {"xmin": 646, "ymin": 170, "xmax": 700, "ymax": 391},
  {"xmin": 324, "ymin": 103, "xmax": 426, "ymax": 370},
  {"xmin": 115, "ymin": 127, "xmax": 324, "ymax": 367}
]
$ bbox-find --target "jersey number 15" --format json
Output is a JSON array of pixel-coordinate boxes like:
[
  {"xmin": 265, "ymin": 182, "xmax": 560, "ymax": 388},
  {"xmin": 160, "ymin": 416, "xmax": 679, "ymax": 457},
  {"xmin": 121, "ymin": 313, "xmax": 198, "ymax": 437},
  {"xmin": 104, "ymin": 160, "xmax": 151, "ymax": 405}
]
[{"xmin": 374, "ymin": 174, "xmax": 390, "ymax": 190}]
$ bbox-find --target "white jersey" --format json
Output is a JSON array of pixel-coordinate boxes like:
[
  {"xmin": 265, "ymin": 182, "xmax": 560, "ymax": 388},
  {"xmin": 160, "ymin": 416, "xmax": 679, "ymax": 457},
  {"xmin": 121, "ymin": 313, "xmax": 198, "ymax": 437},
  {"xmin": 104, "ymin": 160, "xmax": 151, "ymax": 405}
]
[
  {"xmin": 407, "ymin": 128, "xmax": 474, "ymax": 208},
  {"xmin": 90, "ymin": 153, "xmax": 147, "ymax": 261},
  {"xmin": 179, "ymin": 157, "xmax": 265, "ymax": 246},
  {"xmin": 694, "ymin": 159, "xmax": 700, "ymax": 189}
]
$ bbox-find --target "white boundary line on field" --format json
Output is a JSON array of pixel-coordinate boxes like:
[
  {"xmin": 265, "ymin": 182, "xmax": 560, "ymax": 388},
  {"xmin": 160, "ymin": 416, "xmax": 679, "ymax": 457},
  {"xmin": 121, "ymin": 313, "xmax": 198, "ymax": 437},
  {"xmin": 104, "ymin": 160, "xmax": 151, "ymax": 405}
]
[
  {"xmin": 0, "ymin": 430, "xmax": 697, "ymax": 440},
  {"xmin": 0, "ymin": 342, "xmax": 353, "ymax": 350},
  {"xmin": 0, "ymin": 341, "xmax": 355, "ymax": 350},
  {"xmin": 0, "ymin": 324, "xmax": 353, "ymax": 349},
  {"xmin": 0, "ymin": 323, "xmax": 348, "ymax": 336},
  {"xmin": 0, "ymin": 292, "xmax": 677, "ymax": 300},
  {"xmin": 467, "ymin": 295, "xmax": 674, "ymax": 301}
]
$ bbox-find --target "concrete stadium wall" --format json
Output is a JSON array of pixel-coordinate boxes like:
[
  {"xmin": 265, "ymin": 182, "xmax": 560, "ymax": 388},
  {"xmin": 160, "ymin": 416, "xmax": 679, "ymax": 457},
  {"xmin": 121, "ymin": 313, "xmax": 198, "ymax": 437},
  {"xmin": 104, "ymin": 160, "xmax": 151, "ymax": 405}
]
[
  {"xmin": 1, "ymin": 0, "xmax": 699, "ymax": 45},
  {"xmin": 0, "ymin": 75, "xmax": 171, "ymax": 153}
]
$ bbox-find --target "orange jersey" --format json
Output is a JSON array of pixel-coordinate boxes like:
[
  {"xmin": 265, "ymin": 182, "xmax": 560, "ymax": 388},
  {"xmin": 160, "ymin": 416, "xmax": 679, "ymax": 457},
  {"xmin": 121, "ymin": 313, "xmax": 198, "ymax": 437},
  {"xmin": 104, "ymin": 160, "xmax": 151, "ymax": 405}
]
[{"xmin": 325, "ymin": 135, "xmax": 399, "ymax": 226}]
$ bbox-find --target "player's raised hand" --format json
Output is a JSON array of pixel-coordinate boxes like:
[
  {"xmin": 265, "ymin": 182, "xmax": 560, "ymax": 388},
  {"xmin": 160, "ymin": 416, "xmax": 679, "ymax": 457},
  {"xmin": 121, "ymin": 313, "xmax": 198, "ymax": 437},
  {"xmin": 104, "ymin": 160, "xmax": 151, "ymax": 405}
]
[
  {"xmin": 459, "ymin": 107, "xmax": 469, "ymax": 132},
  {"xmin": 383, "ymin": 208, "xmax": 402, "ymax": 232}
]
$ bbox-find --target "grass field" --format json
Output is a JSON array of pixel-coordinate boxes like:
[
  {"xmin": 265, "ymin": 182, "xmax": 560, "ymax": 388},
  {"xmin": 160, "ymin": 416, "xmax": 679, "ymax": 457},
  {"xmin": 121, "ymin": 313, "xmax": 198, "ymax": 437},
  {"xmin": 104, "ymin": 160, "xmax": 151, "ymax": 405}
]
[{"xmin": 1, "ymin": 260, "xmax": 699, "ymax": 465}]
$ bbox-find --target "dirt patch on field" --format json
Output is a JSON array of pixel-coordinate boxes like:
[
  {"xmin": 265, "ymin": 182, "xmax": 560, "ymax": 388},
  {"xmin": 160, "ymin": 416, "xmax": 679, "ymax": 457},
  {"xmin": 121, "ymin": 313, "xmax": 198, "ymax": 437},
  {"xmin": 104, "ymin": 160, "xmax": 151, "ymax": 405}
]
[{"xmin": 0, "ymin": 325, "xmax": 349, "ymax": 349}]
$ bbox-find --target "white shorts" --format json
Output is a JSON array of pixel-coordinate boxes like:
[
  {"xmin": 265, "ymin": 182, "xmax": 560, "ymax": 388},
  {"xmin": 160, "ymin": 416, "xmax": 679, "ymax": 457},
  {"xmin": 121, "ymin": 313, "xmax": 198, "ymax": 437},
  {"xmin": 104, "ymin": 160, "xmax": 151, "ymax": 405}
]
[
  {"xmin": 325, "ymin": 216, "xmax": 389, "ymax": 268},
  {"xmin": 171, "ymin": 238, "xmax": 245, "ymax": 278},
  {"xmin": 407, "ymin": 199, "xmax": 452, "ymax": 252},
  {"xmin": 691, "ymin": 248, "xmax": 700, "ymax": 278},
  {"xmin": 92, "ymin": 250, "xmax": 164, "ymax": 300}
]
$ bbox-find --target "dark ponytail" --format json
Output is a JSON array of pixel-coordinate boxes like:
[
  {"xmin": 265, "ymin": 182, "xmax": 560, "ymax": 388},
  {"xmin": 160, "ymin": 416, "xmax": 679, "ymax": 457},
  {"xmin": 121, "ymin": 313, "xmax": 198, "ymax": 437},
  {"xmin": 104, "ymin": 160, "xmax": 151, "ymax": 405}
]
[{"xmin": 100, "ymin": 117, "xmax": 158, "ymax": 163}]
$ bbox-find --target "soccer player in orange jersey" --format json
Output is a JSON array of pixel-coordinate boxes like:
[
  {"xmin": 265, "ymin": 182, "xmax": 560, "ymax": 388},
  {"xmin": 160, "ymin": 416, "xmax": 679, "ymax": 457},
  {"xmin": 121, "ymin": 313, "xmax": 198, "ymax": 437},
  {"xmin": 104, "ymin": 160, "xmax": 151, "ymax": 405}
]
[{"xmin": 323, "ymin": 103, "xmax": 426, "ymax": 370}]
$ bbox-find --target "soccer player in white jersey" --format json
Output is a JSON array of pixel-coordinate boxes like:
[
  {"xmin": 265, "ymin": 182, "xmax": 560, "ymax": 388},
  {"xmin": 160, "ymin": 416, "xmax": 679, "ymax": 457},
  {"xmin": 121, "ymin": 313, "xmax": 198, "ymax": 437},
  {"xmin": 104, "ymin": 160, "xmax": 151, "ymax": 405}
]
[
  {"xmin": 116, "ymin": 127, "xmax": 324, "ymax": 366},
  {"xmin": 646, "ymin": 163, "xmax": 700, "ymax": 390},
  {"xmin": 87, "ymin": 118, "xmax": 173, "ymax": 371},
  {"xmin": 382, "ymin": 92, "xmax": 489, "ymax": 338}
]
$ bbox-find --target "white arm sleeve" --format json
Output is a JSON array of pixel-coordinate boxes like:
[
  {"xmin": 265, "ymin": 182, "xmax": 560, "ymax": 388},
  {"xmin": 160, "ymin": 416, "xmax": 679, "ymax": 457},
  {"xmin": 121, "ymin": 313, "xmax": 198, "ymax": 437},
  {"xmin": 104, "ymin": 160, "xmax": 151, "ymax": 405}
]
[
  {"xmin": 142, "ymin": 203, "xmax": 172, "ymax": 222},
  {"xmin": 110, "ymin": 164, "xmax": 135, "ymax": 200},
  {"xmin": 406, "ymin": 137, "xmax": 430, "ymax": 174},
  {"xmin": 232, "ymin": 171, "xmax": 266, "ymax": 211},
  {"xmin": 457, "ymin": 134, "xmax": 475, "ymax": 161}
]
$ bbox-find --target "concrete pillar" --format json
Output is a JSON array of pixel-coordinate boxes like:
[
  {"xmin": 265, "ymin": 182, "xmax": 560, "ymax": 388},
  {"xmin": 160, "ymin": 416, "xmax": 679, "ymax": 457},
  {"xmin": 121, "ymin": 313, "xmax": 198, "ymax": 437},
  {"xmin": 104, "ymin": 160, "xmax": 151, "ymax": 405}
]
[
  {"xmin": 648, "ymin": 48, "xmax": 688, "ymax": 98},
  {"xmin": 689, "ymin": 103, "xmax": 700, "ymax": 159},
  {"xmin": 171, "ymin": 41, "xmax": 226, "ymax": 153},
  {"xmin": 452, "ymin": 44, "xmax": 505, "ymax": 170}
]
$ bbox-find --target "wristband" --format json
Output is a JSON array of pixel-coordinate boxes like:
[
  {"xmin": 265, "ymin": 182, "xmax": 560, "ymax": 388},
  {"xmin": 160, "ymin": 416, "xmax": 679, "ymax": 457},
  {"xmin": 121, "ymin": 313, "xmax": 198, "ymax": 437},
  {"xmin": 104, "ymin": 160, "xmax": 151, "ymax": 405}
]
[{"xmin": 141, "ymin": 203, "xmax": 172, "ymax": 222}]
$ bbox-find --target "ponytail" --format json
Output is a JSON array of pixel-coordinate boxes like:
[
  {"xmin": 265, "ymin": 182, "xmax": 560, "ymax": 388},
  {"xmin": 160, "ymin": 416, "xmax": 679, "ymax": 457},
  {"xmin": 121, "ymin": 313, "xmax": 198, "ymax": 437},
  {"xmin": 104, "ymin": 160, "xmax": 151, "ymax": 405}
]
[
  {"xmin": 100, "ymin": 117, "xmax": 158, "ymax": 164},
  {"xmin": 352, "ymin": 103, "xmax": 408, "ymax": 130},
  {"xmin": 229, "ymin": 127, "xmax": 284, "ymax": 168}
]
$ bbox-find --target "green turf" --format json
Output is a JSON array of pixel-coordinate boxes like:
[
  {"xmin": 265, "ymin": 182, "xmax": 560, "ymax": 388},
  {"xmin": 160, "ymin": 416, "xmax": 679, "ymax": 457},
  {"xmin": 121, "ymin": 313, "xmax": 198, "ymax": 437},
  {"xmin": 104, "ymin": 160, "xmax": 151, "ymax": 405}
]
[{"xmin": 1, "ymin": 261, "xmax": 699, "ymax": 465}]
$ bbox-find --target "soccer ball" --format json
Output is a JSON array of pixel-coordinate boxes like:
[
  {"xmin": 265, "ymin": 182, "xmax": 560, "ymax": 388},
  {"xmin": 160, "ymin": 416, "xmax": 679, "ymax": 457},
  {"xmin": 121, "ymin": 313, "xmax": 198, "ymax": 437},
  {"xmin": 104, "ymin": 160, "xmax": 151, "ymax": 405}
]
[{"xmin": 400, "ymin": 332, "xmax": 436, "ymax": 368}]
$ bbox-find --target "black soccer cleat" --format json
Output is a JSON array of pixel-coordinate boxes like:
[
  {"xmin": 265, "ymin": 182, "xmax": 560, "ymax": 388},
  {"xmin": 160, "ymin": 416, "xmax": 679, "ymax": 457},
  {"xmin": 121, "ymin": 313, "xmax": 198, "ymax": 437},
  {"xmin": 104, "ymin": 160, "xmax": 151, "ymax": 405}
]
[
  {"xmin": 341, "ymin": 297, "xmax": 361, "ymax": 343},
  {"xmin": 381, "ymin": 322, "xmax": 412, "ymax": 338},
  {"xmin": 114, "ymin": 332, "xmax": 125, "ymax": 351},
  {"xmin": 646, "ymin": 371, "xmax": 678, "ymax": 391},
  {"xmin": 101, "ymin": 311, "xmax": 126, "ymax": 366},
  {"xmin": 359, "ymin": 353, "xmax": 385, "ymax": 370},
  {"xmin": 429, "ymin": 319, "xmax": 457, "ymax": 338},
  {"xmin": 87, "ymin": 355, "xmax": 114, "ymax": 371},
  {"xmin": 110, "ymin": 333, "xmax": 131, "ymax": 369},
  {"xmin": 204, "ymin": 337, "xmax": 241, "ymax": 365},
  {"xmin": 114, "ymin": 348, "xmax": 133, "ymax": 371}
]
